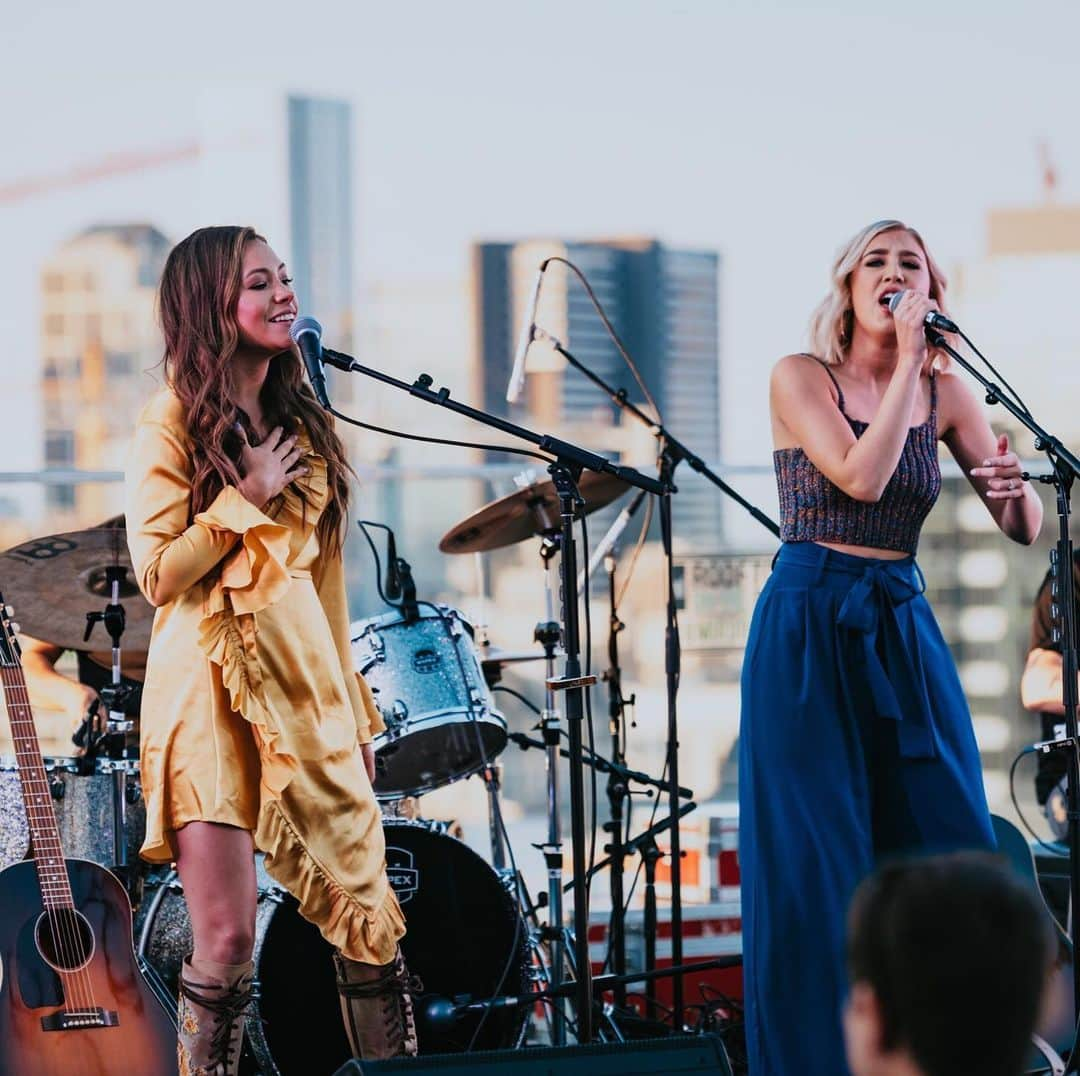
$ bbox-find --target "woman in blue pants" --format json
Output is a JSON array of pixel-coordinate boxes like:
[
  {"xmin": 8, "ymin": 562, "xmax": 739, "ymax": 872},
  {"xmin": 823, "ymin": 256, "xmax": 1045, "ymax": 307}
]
[{"xmin": 739, "ymin": 219, "xmax": 1044, "ymax": 1074}]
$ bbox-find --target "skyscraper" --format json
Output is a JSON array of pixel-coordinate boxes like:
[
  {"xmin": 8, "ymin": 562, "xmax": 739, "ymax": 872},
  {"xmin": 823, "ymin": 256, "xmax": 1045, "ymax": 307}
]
[
  {"xmin": 38, "ymin": 223, "xmax": 170, "ymax": 524},
  {"xmin": 474, "ymin": 238, "xmax": 723, "ymax": 551}
]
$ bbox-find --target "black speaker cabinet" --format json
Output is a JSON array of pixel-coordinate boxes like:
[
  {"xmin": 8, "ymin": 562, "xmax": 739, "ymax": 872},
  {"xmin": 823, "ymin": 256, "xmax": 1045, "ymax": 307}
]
[{"xmin": 336, "ymin": 1033, "xmax": 732, "ymax": 1075}]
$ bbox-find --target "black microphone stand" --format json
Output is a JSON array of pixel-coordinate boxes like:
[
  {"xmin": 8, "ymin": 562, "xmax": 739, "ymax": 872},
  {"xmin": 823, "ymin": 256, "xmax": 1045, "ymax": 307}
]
[
  {"xmin": 542, "ymin": 335, "xmax": 779, "ymax": 1022},
  {"xmin": 316, "ymin": 351, "xmax": 665, "ymax": 1044},
  {"xmin": 602, "ymin": 550, "xmax": 633, "ymax": 1009},
  {"xmin": 928, "ymin": 330, "xmax": 1080, "ymax": 1056}
]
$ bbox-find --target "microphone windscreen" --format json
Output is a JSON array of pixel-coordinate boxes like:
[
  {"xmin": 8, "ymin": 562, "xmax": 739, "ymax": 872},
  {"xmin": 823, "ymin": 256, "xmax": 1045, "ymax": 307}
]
[{"xmin": 289, "ymin": 315, "xmax": 322, "ymax": 343}]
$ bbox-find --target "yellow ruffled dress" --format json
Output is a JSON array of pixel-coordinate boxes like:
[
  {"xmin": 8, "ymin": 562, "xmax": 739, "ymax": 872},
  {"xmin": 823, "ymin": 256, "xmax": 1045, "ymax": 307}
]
[{"xmin": 125, "ymin": 389, "xmax": 404, "ymax": 964}]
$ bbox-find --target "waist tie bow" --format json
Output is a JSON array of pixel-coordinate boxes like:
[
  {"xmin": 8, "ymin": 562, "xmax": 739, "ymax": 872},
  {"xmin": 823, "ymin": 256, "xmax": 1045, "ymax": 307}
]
[{"xmin": 835, "ymin": 560, "xmax": 937, "ymax": 760}]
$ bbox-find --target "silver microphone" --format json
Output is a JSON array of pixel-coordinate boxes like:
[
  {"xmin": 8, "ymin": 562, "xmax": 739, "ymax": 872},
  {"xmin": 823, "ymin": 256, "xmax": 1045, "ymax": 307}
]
[
  {"xmin": 887, "ymin": 290, "xmax": 959, "ymax": 334},
  {"xmin": 289, "ymin": 315, "xmax": 330, "ymax": 409},
  {"xmin": 505, "ymin": 265, "xmax": 546, "ymax": 404}
]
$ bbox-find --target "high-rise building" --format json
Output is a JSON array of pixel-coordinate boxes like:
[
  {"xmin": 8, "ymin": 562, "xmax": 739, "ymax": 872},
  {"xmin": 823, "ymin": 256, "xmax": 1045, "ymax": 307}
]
[
  {"xmin": 38, "ymin": 224, "xmax": 170, "ymax": 525},
  {"xmin": 473, "ymin": 238, "xmax": 723, "ymax": 552},
  {"xmin": 196, "ymin": 91, "xmax": 360, "ymax": 413}
]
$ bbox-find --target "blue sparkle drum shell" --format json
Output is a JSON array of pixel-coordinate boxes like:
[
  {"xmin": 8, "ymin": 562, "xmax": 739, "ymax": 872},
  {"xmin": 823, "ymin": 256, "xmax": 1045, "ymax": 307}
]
[{"xmin": 350, "ymin": 605, "xmax": 507, "ymax": 800}]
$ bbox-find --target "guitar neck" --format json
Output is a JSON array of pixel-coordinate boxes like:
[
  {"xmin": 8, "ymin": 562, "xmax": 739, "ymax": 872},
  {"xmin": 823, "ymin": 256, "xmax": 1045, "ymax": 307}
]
[{"xmin": 0, "ymin": 663, "xmax": 76, "ymax": 911}]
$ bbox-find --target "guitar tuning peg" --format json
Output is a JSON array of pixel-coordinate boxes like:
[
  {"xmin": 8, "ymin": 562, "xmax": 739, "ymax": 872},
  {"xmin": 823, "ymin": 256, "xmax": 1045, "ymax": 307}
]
[
  {"xmin": 3, "ymin": 605, "xmax": 12, "ymax": 617},
  {"xmin": 10, "ymin": 622, "xmax": 20, "ymax": 634}
]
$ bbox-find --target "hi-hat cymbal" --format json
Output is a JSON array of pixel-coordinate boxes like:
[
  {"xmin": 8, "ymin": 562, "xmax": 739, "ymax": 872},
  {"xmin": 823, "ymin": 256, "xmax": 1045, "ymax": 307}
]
[
  {"xmin": 439, "ymin": 471, "xmax": 629, "ymax": 555},
  {"xmin": 0, "ymin": 528, "xmax": 154, "ymax": 652}
]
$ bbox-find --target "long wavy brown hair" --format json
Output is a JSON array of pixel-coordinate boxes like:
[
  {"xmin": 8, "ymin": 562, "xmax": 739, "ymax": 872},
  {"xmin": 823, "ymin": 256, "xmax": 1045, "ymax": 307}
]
[{"xmin": 158, "ymin": 225, "xmax": 350, "ymax": 554}]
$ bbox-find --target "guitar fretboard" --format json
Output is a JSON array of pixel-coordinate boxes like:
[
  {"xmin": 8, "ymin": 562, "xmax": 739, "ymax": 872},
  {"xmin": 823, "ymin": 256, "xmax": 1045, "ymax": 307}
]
[{"xmin": 0, "ymin": 665, "xmax": 75, "ymax": 910}]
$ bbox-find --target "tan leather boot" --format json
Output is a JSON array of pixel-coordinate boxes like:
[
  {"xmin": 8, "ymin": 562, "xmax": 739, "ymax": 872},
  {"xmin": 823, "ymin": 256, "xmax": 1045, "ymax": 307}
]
[
  {"xmin": 333, "ymin": 947, "xmax": 421, "ymax": 1059},
  {"xmin": 177, "ymin": 955, "xmax": 255, "ymax": 1076}
]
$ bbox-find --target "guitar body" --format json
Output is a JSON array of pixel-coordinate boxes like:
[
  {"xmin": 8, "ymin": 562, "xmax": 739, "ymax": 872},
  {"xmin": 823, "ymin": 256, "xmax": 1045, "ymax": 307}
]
[{"xmin": 0, "ymin": 857, "xmax": 177, "ymax": 1076}]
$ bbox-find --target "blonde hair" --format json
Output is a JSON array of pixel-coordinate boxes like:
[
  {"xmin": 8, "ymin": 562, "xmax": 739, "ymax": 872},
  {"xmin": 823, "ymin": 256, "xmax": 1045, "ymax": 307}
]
[{"xmin": 808, "ymin": 219, "xmax": 951, "ymax": 366}]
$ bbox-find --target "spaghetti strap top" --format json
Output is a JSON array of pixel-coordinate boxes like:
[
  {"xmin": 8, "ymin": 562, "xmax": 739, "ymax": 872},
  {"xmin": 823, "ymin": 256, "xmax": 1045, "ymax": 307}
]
[{"xmin": 772, "ymin": 357, "xmax": 941, "ymax": 554}]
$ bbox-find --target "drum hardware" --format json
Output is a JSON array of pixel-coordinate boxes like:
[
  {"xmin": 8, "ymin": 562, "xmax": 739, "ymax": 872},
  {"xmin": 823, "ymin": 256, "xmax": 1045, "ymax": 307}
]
[
  {"xmin": 531, "ymin": 532, "xmax": 573, "ymax": 1044},
  {"xmin": 437, "ymin": 471, "xmax": 630, "ymax": 556},
  {"xmin": 137, "ymin": 827, "xmax": 529, "ymax": 1072},
  {"xmin": 0, "ymin": 525, "xmax": 155, "ymax": 652},
  {"xmin": 0, "ymin": 756, "xmax": 147, "ymax": 881},
  {"xmin": 324, "ymin": 355, "xmax": 664, "ymax": 1044},
  {"xmin": 351, "ymin": 603, "xmax": 508, "ymax": 801},
  {"xmin": 79, "ymin": 561, "xmax": 143, "ymax": 905}
]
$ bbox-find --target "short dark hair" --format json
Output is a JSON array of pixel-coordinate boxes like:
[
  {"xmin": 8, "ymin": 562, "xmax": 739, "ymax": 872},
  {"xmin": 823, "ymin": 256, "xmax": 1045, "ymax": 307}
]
[{"xmin": 847, "ymin": 852, "xmax": 1054, "ymax": 1076}]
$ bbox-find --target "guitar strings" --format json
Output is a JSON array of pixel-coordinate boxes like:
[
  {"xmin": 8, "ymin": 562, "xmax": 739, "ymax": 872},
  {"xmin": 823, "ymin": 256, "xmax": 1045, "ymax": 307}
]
[
  {"xmin": 6, "ymin": 677, "xmax": 93, "ymax": 1012},
  {"xmin": 3, "ymin": 667, "xmax": 99, "ymax": 1014}
]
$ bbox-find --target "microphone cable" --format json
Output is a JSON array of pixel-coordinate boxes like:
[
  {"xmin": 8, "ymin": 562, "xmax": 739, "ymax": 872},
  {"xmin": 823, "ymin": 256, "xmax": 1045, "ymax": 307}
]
[
  {"xmin": 324, "ymin": 400, "xmax": 553, "ymax": 466},
  {"xmin": 542, "ymin": 256, "xmax": 663, "ymax": 426},
  {"xmin": 1009, "ymin": 742, "xmax": 1068, "ymax": 859}
]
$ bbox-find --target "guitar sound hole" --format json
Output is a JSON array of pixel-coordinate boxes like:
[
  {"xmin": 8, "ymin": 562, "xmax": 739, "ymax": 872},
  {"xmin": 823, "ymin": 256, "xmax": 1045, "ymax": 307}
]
[{"xmin": 34, "ymin": 910, "xmax": 95, "ymax": 972}]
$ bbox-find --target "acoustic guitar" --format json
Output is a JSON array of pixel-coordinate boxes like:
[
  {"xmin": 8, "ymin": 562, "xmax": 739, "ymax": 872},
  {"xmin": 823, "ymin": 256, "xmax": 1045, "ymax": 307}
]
[{"xmin": 0, "ymin": 594, "xmax": 176, "ymax": 1075}]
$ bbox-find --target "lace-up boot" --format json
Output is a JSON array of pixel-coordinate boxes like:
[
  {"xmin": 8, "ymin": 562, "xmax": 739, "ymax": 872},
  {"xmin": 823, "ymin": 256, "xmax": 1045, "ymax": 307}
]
[
  {"xmin": 177, "ymin": 955, "xmax": 255, "ymax": 1076},
  {"xmin": 333, "ymin": 947, "xmax": 420, "ymax": 1059}
]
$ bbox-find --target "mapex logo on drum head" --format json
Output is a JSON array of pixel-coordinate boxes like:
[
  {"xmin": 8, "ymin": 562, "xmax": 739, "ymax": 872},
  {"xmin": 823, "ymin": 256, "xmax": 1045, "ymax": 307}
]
[
  {"xmin": 411, "ymin": 648, "xmax": 441, "ymax": 673},
  {"xmin": 385, "ymin": 845, "xmax": 419, "ymax": 903}
]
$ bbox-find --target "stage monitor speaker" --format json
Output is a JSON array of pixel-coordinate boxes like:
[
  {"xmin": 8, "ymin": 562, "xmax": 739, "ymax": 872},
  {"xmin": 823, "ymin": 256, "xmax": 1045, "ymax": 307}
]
[{"xmin": 333, "ymin": 1033, "xmax": 732, "ymax": 1075}]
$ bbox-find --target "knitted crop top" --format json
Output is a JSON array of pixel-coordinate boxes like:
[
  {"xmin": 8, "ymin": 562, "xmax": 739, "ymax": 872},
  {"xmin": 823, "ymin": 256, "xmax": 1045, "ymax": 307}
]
[{"xmin": 772, "ymin": 360, "xmax": 941, "ymax": 554}]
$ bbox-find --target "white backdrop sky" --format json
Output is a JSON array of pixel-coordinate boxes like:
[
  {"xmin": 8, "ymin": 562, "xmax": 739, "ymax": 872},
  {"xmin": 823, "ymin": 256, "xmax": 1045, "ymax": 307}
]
[{"xmin": 3, "ymin": 0, "xmax": 1078, "ymax": 479}]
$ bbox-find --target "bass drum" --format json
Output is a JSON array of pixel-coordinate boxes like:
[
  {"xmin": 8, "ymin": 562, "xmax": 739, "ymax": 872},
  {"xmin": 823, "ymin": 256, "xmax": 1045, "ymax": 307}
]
[{"xmin": 136, "ymin": 821, "xmax": 528, "ymax": 1074}]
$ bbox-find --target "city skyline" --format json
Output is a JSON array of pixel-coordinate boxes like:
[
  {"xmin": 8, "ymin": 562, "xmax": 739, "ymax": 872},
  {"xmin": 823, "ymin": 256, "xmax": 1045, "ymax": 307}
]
[{"xmin": 5, "ymin": 2, "xmax": 1079, "ymax": 495}]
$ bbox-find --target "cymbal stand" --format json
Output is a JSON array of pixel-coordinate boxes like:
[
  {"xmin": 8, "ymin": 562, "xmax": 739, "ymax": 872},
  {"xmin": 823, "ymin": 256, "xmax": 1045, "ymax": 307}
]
[
  {"xmin": 83, "ymin": 564, "xmax": 137, "ymax": 897},
  {"xmin": 533, "ymin": 531, "xmax": 572, "ymax": 1045}
]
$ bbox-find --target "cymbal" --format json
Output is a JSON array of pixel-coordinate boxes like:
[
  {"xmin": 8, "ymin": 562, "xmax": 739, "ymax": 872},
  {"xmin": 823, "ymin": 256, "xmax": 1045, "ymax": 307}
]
[
  {"xmin": 439, "ymin": 471, "xmax": 630, "ymax": 554},
  {"xmin": 0, "ymin": 528, "xmax": 154, "ymax": 652}
]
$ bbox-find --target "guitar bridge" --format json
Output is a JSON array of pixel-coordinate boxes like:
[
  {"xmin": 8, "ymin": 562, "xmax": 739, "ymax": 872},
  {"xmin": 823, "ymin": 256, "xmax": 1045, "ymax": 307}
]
[{"xmin": 41, "ymin": 1008, "xmax": 119, "ymax": 1031}]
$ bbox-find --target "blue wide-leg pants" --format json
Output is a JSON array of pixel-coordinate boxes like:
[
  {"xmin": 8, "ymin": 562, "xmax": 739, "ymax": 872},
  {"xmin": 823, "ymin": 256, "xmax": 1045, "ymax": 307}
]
[{"xmin": 738, "ymin": 543, "xmax": 995, "ymax": 1075}]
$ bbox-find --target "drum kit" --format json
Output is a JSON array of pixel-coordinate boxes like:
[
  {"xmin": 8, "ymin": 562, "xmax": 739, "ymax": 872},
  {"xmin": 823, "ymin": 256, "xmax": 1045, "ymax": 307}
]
[{"xmin": 0, "ymin": 470, "xmax": 693, "ymax": 1073}]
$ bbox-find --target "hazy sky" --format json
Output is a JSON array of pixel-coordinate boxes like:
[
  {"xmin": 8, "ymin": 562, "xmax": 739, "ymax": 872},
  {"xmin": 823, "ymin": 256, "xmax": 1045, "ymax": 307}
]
[{"xmin": 4, "ymin": 0, "xmax": 1078, "ymax": 492}]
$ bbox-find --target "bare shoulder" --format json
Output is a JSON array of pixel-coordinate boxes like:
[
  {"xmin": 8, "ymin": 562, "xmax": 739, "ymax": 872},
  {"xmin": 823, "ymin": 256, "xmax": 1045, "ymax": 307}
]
[
  {"xmin": 771, "ymin": 352, "xmax": 836, "ymax": 402},
  {"xmin": 933, "ymin": 366, "xmax": 980, "ymax": 434}
]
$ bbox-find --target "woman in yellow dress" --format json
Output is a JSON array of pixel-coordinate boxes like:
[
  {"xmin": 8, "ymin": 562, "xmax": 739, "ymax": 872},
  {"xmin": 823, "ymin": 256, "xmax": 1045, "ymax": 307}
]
[{"xmin": 125, "ymin": 226, "xmax": 415, "ymax": 1073}]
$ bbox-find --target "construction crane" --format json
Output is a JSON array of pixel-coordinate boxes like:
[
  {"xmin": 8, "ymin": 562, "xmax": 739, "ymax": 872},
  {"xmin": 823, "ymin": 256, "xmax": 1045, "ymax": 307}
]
[{"xmin": 0, "ymin": 142, "xmax": 200, "ymax": 205}]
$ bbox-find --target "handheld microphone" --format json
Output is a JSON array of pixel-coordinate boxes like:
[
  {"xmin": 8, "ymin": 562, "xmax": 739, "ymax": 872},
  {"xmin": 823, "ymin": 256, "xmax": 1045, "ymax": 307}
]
[
  {"xmin": 505, "ymin": 264, "xmax": 546, "ymax": 404},
  {"xmin": 289, "ymin": 315, "xmax": 331, "ymax": 409},
  {"xmin": 887, "ymin": 291, "xmax": 960, "ymax": 334}
]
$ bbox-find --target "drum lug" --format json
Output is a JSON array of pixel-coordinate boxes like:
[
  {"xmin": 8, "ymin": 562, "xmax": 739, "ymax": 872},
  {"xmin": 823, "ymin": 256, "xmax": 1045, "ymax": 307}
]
[
  {"xmin": 49, "ymin": 777, "xmax": 65, "ymax": 801},
  {"xmin": 384, "ymin": 700, "xmax": 409, "ymax": 738},
  {"xmin": 125, "ymin": 780, "xmax": 142, "ymax": 806},
  {"xmin": 367, "ymin": 625, "xmax": 385, "ymax": 662},
  {"xmin": 259, "ymin": 885, "xmax": 287, "ymax": 905}
]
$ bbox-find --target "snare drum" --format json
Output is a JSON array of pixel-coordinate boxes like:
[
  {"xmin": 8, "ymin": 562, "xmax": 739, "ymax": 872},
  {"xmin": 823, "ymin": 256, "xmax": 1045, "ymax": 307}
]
[
  {"xmin": 351, "ymin": 605, "xmax": 507, "ymax": 799},
  {"xmin": 0, "ymin": 756, "xmax": 145, "ymax": 877}
]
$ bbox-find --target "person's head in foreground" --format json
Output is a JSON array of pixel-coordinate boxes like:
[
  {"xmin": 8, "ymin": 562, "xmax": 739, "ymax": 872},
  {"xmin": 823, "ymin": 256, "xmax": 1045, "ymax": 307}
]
[{"xmin": 844, "ymin": 852, "xmax": 1055, "ymax": 1076}]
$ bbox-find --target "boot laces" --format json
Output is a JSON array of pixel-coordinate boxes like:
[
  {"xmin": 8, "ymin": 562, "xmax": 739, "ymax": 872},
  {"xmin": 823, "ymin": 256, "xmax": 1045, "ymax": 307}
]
[{"xmin": 180, "ymin": 976, "xmax": 257, "ymax": 1068}]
